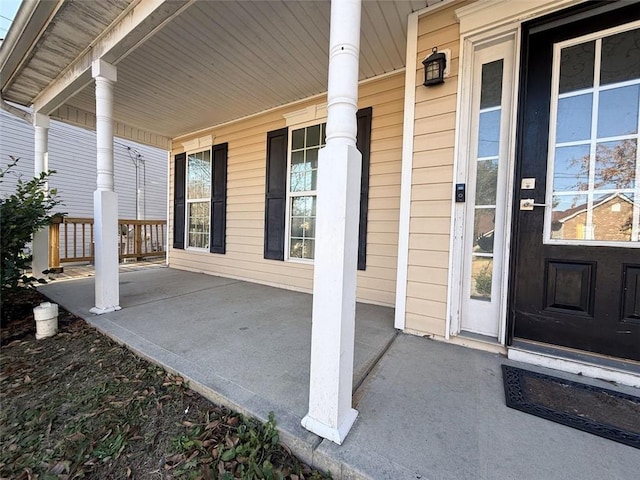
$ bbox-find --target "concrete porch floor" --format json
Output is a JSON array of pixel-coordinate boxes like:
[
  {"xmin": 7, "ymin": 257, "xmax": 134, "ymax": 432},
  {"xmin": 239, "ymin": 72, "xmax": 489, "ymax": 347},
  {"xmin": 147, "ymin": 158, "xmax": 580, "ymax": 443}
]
[{"xmin": 39, "ymin": 267, "xmax": 640, "ymax": 479}]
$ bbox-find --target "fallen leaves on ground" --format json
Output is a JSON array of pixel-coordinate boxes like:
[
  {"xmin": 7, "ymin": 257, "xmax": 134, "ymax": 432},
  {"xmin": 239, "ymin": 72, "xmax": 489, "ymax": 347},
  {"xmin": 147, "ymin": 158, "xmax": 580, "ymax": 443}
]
[{"xmin": 0, "ymin": 288, "xmax": 331, "ymax": 479}]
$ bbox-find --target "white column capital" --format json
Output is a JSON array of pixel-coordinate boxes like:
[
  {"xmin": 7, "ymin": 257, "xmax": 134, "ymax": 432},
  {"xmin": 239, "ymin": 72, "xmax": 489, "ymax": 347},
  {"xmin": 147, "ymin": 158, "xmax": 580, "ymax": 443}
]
[
  {"xmin": 324, "ymin": 0, "xmax": 361, "ymax": 146},
  {"xmin": 33, "ymin": 112, "xmax": 50, "ymax": 129},
  {"xmin": 91, "ymin": 59, "xmax": 117, "ymax": 82}
]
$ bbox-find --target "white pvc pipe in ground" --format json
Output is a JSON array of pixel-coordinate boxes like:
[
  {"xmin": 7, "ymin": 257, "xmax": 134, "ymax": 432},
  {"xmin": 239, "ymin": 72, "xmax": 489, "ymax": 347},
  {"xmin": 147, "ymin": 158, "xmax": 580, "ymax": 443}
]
[{"xmin": 33, "ymin": 302, "xmax": 58, "ymax": 340}]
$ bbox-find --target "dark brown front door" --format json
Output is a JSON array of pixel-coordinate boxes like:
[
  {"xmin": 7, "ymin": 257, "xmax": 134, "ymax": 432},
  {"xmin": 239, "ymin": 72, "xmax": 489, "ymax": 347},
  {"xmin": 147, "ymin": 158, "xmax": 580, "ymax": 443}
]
[{"xmin": 512, "ymin": 2, "xmax": 640, "ymax": 361}]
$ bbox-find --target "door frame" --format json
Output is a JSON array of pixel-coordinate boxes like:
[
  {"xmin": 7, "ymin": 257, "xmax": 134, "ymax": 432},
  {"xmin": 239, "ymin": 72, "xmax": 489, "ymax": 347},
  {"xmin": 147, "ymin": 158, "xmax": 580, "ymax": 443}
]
[
  {"xmin": 449, "ymin": 26, "xmax": 519, "ymax": 344},
  {"xmin": 449, "ymin": 0, "xmax": 627, "ymax": 344},
  {"xmin": 507, "ymin": 1, "xmax": 640, "ymax": 351}
]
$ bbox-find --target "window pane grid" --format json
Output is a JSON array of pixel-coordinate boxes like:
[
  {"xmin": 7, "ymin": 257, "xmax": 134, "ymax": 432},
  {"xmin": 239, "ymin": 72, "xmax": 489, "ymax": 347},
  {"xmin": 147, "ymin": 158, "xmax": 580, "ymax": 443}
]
[
  {"xmin": 188, "ymin": 202, "xmax": 209, "ymax": 249},
  {"xmin": 549, "ymin": 27, "xmax": 640, "ymax": 244},
  {"xmin": 186, "ymin": 149, "xmax": 211, "ymax": 249},
  {"xmin": 470, "ymin": 59, "xmax": 504, "ymax": 301},
  {"xmin": 287, "ymin": 123, "xmax": 325, "ymax": 260},
  {"xmin": 187, "ymin": 150, "xmax": 211, "ymax": 200}
]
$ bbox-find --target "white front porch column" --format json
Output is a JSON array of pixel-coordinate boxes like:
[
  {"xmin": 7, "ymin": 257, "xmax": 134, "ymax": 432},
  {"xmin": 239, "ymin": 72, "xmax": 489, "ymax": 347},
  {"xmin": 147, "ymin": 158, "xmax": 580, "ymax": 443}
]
[
  {"xmin": 90, "ymin": 59, "xmax": 120, "ymax": 315},
  {"xmin": 302, "ymin": 0, "xmax": 362, "ymax": 445},
  {"xmin": 31, "ymin": 113, "xmax": 50, "ymax": 277}
]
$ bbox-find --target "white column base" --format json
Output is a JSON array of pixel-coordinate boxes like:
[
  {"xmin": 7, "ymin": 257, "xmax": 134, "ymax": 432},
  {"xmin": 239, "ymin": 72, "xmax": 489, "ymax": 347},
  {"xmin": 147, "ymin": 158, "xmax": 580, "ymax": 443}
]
[
  {"xmin": 302, "ymin": 408, "xmax": 358, "ymax": 445},
  {"xmin": 31, "ymin": 227, "xmax": 49, "ymax": 278},
  {"xmin": 90, "ymin": 305, "xmax": 122, "ymax": 315},
  {"xmin": 93, "ymin": 189, "xmax": 120, "ymax": 313}
]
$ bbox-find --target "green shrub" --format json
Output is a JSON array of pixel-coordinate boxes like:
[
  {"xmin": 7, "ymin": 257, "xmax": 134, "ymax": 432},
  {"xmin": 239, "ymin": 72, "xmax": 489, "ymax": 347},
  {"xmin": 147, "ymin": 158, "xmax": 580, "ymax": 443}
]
[{"xmin": 1, "ymin": 156, "xmax": 63, "ymax": 296}]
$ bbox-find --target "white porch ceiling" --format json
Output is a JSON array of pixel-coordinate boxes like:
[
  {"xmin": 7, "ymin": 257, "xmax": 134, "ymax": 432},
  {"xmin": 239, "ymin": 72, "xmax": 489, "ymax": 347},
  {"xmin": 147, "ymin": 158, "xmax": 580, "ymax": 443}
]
[{"xmin": 2, "ymin": 0, "xmax": 434, "ymax": 143}]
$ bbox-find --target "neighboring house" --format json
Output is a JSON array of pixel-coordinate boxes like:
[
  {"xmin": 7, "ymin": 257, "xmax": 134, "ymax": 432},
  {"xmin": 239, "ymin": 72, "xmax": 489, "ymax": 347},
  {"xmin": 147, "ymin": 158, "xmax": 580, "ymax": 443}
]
[
  {"xmin": 552, "ymin": 193, "xmax": 635, "ymax": 241},
  {"xmin": 0, "ymin": 108, "xmax": 167, "ymax": 220},
  {"xmin": 1, "ymin": 0, "xmax": 637, "ymax": 442}
]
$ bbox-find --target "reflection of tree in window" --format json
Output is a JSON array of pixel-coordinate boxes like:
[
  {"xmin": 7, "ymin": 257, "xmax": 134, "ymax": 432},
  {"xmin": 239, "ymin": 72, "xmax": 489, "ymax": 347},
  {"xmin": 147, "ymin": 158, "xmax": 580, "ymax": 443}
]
[
  {"xmin": 475, "ymin": 159, "xmax": 498, "ymax": 205},
  {"xmin": 186, "ymin": 150, "xmax": 211, "ymax": 249},
  {"xmin": 288, "ymin": 124, "xmax": 324, "ymax": 260},
  {"xmin": 569, "ymin": 139, "xmax": 636, "ymax": 190}
]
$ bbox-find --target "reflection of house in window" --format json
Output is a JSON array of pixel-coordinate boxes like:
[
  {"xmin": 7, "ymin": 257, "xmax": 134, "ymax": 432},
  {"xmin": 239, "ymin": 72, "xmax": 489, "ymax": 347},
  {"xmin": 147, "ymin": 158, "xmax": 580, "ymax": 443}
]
[{"xmin": 551, "ymin": 193, "xmax": 635, "ymax": 241}]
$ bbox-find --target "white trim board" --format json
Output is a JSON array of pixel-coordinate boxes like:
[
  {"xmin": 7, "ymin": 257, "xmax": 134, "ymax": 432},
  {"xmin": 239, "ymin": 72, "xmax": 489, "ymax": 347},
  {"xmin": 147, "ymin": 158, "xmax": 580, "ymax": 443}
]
[
  {"xmin": 508, "ymin": 348, "xmax": 640, "ymax": 389},
  {"xmin": 394, "ymin": 10, "xmax": 418, "ymax": 331}
]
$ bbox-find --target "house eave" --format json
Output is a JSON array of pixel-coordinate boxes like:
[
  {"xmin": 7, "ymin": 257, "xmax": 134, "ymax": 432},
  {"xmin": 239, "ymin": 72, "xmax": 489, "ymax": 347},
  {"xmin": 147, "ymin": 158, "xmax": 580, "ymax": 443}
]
[{"xmin": 0, "ymin": 0, "xmax": 63, "ymax": 101}]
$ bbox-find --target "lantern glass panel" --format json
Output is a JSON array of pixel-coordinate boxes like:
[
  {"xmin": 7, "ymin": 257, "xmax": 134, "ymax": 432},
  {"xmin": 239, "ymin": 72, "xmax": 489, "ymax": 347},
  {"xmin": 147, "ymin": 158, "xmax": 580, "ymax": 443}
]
[{"xmin": 427, "ymin": 62, "xmax": 440, "ymax": 81}]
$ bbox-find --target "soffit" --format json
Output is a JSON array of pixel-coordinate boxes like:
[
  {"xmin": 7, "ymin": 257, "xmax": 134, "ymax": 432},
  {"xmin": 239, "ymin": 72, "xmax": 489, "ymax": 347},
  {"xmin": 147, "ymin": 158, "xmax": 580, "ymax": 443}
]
[
  {"xmin": 5, "ymin": 1, "xmax": 436, "ymax": 139},
  {"xmin": 2, "ymin": 0, "xmax": 134, "ymax": 104}
]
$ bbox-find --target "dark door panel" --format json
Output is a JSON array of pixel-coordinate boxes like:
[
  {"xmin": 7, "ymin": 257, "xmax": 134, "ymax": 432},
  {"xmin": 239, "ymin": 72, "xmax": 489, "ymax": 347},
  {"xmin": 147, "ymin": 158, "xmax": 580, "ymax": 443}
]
[{"xmin": 511, "ymin": 2, "xmax": 640, "ymax": 361}]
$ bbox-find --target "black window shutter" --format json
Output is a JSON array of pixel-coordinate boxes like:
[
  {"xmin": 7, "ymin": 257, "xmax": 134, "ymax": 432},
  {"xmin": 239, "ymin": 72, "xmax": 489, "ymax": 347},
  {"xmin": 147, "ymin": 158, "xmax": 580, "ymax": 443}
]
[
  {"xmin": 173, "ymin": 152, "xmax": 186, "ymax": 249},
  {"xmin": 264, "ymin": 128, "xmax": 288, "ymax": 260},
  {"xmin": 210, "ymin": 143, "xmax": 228, "ymax": 254},
  {"xmin": 356, "ymin": 107, "xmax": 373, "ymax": 271}
]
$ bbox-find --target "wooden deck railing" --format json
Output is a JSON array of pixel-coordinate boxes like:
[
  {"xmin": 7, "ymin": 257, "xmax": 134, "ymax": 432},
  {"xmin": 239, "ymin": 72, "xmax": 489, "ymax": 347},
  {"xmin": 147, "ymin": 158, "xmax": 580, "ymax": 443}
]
[{"xmin": 48, "ymin": 216, "xmax": 166, "ymax": 271}]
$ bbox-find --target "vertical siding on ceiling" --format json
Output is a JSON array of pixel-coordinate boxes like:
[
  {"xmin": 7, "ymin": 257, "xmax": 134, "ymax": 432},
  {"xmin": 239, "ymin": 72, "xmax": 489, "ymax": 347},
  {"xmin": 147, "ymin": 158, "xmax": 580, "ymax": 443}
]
[
  {"xmin": 0, "ymin": 109, "xmax": 167, "ymax": 220},
  {"xmin": 169, "ymin": 72, "xmax": 404, "ymax": 307},
  {"xmin": 405, "ymin": 2, "xmax": 466, "ymax": 336}
]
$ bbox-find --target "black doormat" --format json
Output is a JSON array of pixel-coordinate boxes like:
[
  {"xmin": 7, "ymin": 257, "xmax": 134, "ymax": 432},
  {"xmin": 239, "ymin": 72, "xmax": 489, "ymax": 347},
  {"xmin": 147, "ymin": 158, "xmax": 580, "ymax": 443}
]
[{"xmin": 501, "ymin": 365, "xmax": 640, "ymax": 449}]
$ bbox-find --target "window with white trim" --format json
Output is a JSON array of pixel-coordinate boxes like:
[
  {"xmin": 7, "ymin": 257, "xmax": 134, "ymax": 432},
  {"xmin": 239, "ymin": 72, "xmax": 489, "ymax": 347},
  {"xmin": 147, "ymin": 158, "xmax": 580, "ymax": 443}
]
[
  {"xmin": 186, "ymin": 149, "xmax": 211, "ymax": 249},
  {"xmin": 547, "ymin": 25, "xmax": 640, "ymax": 244},
  {"xmin": 287, "ymin": 123, "xmax": 326, "ymax": 260}
]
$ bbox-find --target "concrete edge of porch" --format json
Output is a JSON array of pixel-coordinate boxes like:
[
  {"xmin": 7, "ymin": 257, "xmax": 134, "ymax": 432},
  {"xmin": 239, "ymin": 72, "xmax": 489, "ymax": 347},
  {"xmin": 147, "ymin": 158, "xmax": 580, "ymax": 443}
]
[
  {"xmin": 84, "ymin": 315, "xmax": 320, "ymax": 460},
  {"xmin": 82, "ymin": 313, "xmax": 406, "ymax": 479}
]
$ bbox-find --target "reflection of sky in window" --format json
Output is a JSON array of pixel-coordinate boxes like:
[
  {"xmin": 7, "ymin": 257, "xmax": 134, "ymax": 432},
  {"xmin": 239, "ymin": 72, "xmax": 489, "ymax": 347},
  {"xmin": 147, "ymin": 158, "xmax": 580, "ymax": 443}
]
[
  {"xmin": 187, "ymin": 154, "xmax": 211, "ymax": 199},
  {"xmin": 290, "ymin": 172, "xmax": 315, "ymax": 192},
  {"xmin": 556, "ymin": 94, "xmax": 592, "ymax": 142},
  {"xmin": 553, "ymin": 145, "xmax": 590, "ymax": 191},
  {"xmin": 478, "ymin": 109, "xmax": 500, "ymax": 157},
  {"xmin": 597, "ymin": 85, "xmax": 640, "ymax": 138},
  {"xmin": 291, "ymin": 196, "xmax": 316, "ymax": 217},
  {"xmin": 552, "ymin": 193, "xmax": 587, "ymax": 213},
  {"xmin": 290, "ymin": 148, "xmax": 318, "ymax": 192}
]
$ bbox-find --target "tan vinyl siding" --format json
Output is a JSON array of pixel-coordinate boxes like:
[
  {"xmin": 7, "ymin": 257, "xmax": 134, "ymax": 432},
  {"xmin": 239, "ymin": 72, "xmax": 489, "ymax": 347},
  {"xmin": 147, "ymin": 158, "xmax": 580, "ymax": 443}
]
[
  {"xmin": 405, "ymin": 1, "xmax": 470, "ymax": 336},
  {"xmin": 169, "ymin": 72, "xmax": 404, "ymax": 306}
]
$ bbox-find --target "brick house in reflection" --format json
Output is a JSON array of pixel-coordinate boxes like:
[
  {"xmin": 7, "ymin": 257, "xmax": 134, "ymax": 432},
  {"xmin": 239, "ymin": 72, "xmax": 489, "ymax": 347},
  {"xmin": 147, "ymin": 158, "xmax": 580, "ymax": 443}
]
[{"xmin": 551, "ymin": 193, "xmax": 634, "ymax": 241}]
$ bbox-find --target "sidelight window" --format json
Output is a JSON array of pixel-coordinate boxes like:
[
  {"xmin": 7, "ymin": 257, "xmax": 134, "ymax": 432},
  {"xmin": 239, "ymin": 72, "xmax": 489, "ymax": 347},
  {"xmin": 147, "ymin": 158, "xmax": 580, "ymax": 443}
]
[{"xmin": 469, "ymin": 59, "xmax": 504, "ymax": 300}]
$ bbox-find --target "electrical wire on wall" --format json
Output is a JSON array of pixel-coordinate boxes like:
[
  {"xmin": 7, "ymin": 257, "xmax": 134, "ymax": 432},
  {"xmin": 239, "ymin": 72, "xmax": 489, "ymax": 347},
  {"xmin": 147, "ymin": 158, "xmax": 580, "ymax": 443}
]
[{"xmin": 115, "ymin": 139, "xmax": 146, "ymax": 220}]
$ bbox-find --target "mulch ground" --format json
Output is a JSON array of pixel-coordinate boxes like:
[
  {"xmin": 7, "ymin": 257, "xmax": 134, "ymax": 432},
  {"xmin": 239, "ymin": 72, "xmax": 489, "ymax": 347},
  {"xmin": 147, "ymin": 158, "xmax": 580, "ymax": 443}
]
[{"xmin": 0, "ymin": 287, "xmax": 330, "ymax": 480}]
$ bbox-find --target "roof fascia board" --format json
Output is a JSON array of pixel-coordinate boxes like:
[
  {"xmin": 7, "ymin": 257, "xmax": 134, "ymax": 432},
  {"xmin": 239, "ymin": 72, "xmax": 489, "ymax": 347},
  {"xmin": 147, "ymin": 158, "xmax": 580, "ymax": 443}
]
[
  {"xmin": 0, "ymin": 0, "xmax": 63, "ymax": 91},
  {"xmin": 32, "ymin": 0, "xmax": 194, "ymax": 115}
]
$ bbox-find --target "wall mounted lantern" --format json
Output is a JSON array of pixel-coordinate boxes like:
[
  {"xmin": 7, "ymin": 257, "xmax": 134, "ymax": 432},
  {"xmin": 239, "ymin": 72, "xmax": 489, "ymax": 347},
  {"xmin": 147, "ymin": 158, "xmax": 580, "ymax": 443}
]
[{"xmin": 423, "ymin": 47, "xmax": 446, "ymax": 86}]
